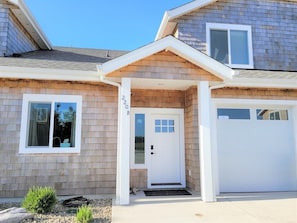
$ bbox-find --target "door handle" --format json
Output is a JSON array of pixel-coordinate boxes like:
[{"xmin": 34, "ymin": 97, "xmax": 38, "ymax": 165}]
[{"xmin": 151, "ymin": 152, "xmax": 155, "ymax": 155}]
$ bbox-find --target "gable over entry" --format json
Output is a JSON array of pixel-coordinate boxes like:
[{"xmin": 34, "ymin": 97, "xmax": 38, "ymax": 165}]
[
  {"xmin": 98, "ymin": 36, "xmax": 234, "ymax": 204},
  {"xmin": 98, "ymin": 36, "xmax": 234, "ymax": 83}
]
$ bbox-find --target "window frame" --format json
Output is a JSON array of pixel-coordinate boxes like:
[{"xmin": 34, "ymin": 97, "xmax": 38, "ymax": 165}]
[
  {"xmin": 206, "ymin": 23, "xmax": 254, "ymax": 69},
  {"xmin": 19, "ymin": 94, "xmax": 82, "ymax": 154}
]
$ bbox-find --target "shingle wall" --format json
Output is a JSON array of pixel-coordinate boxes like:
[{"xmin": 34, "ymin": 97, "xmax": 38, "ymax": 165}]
[
  {"xmin": 0, "ymin": 2, "xmax": 37, "ymax": 57},
  {"xmin": 185, "ymin": 86, "xmax": 200, "ymax": 192},
  {"xmin": 0, "ymin": 79, "xmax": 118, "ymax": 197},
  {"xmin": 176, "ymin": 0, "xmax": 297, "ymax": 71},
  {"xmin": 108, "ymin": 51, "xmax": 221, "ymax": 81},
  {"xmin": 0, "ymin": 4, "xmax": 8, "ymax": 56},
  {"xmin": 6, "ymin": 10, "xmax": 37, "ymax": 56}
]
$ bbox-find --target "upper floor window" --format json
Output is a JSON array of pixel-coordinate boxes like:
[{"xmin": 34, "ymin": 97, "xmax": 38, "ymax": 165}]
[
  {"xmin": 206, "ymin": 23, "xmax": 254, "ymax": 69},
  {"xmin": 19, "ymin": 94, "xmax": 82, "ymax": 154}
]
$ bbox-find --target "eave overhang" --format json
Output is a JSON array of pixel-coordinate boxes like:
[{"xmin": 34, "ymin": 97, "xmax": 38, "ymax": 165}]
[{"xmin": 155, "ymin": 0, "xmax": 217, "ymax": 40}]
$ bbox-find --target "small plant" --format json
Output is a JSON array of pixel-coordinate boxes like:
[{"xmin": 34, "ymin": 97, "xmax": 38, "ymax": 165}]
[
  {"xmin": 22, "ymin": 186, "xmax": 57, "ymax": 214},
  {"xmin": 76, "ymin": 205, "xmax": 94, "ymax": 223}
]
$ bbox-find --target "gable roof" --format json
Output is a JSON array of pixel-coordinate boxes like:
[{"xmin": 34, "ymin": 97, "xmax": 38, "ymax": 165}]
[
  {"xmin": 98, "ymin": 35, "xmax": 234, "ymax": 81},
  {"xmin": 8, "ymin": 0, "xmax": 52, "ymax": 50},
  {"xmin": 156, "ymin": 0, "xmax": 217, "ymax": 40}
]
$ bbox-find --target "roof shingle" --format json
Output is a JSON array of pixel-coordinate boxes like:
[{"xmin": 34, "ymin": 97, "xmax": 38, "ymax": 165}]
[{"xmin": 0, "ymin": 47, "xmax": 128, "ymax": 71}]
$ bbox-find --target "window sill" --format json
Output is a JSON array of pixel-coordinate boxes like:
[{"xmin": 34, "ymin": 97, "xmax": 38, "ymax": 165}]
[{"xmin": 19, "ymin": 148, "xmax": 80, "ymax": 154}]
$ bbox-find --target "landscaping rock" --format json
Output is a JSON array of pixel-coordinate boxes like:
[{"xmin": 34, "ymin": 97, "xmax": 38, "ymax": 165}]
[{"xmin": 0, "ymin": 207, "xmax": 33, "ymax": 223}]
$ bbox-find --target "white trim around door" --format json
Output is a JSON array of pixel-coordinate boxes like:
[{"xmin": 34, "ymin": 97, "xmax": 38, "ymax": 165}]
[{"xmin": 131, "ymin": 108, "xmax": 186, "ymax": 189}]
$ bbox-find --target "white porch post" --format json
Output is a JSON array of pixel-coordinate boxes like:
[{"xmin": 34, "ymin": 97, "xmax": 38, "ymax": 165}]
[
  {"xmin": 116, "ymin": 78, "xmax": 131, "ymax": 205},
  {"xmin": 198, "ymin": 81, "xmax": 216, "ymax": 202}
]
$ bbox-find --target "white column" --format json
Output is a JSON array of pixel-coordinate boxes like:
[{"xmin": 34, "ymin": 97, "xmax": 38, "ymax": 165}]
[
  {"xmin": 198, "ymin": 81, "xmax": 216, "ymax": 202},
  {"xmin": 116, "ymin": 78, "xmax": 131, "ymax": 205}
]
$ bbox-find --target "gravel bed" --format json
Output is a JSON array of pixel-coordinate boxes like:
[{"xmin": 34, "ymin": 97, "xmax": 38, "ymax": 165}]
[{"xmin": 0, "ymin": 198, "xmax": 112, "ymax": 223}]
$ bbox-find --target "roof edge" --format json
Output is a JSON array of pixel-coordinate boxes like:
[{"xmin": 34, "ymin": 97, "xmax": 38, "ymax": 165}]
[
  {"xmin": 0, "ymin": 65, "xmax": 99, "ymax": 81},
  {"xmin": 8, "ymin": 0, "xmax": 52, "ymax": 50},
  {"xmin": 156, "ymin": 0, "xmax": 217, "ymax": 40}
]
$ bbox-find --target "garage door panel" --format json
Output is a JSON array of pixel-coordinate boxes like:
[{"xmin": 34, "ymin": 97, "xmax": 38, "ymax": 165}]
[{"xmin": 217, "ymin": 107, "xmax": 296, "ymax": 193}]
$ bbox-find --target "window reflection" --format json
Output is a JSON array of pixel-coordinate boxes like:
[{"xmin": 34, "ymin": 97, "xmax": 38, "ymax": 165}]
[
  {"xmin": 53, "ymin": 102, "xmax": 77, "ymax": 147},
  {"xmin": 135, "ymin": 114, "xmax": 145, "ymax": 164},
  {"xmin": 257, "ymin": 109, "xmax": 288, "ymax": 120}
]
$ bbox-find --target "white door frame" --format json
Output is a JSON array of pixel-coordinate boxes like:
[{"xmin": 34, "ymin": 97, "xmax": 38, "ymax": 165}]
[
  {"xmin": 211, "ymin": 98, "xmax": 297, "ymax": 195},
  {"xmin": 131, "ymin": 108, "xmax": 186, "ymax": 189}
]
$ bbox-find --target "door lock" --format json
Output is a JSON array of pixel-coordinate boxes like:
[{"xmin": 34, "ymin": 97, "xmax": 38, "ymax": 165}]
[{"xmin": 151, "ymin": 145, "xmax": 154, "ymax": 150}]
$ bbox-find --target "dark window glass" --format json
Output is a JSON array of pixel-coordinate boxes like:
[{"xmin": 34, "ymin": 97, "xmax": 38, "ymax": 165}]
[
  {"xmin": 210, "ymin": 30, "xmax": 229, "ymax": 63},
  {"xmin": 28, "ymin": 103, "xmax": 51, "ymax": 146},
  {"xmin": 217, "ymin": 108, "xmax": 250, "ymax": 120},
  {"xmin": 53, "ymin": 102, "xmax": 77, "ymax": 147}
]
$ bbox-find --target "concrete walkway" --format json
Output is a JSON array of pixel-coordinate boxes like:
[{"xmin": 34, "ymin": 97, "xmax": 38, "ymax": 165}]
[{"xmin": 112, "ymin": 191, "xmax": 297, "ymax": 223}]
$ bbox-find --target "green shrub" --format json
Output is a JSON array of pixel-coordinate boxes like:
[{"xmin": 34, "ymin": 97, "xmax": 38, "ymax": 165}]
[
  {"xmin": 76, "ymin": 205, "xmax": 94, "ymax": 223},
  {"xmin": 22, "ymin": 186, "xmax": 57, "ymax": 214}
]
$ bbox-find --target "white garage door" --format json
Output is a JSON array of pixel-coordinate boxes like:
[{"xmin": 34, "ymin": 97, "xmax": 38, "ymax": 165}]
[{"xmin": 217, "ymin": 107, "xmax": 297, "ymax": 192}]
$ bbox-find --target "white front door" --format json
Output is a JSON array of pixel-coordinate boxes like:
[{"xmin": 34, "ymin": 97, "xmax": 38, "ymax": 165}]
[
  {"xmin": 149, "ymin": 113, "xmax": 183, "ymax": 187},
  {"xmin": 131, "ymin": 108, "xmax": 185, "ymax": 189}
]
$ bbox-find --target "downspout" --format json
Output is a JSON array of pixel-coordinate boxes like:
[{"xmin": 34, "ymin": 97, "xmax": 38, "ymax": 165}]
[{"xmin": 99, "ymin": 75, "xmax": 123, "ymax": 204}]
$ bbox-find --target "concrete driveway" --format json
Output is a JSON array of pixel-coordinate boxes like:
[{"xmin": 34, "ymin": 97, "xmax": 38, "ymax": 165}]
[{"xmin": 112, "ymin": 191, "xmax": 297, "ymax": 223}]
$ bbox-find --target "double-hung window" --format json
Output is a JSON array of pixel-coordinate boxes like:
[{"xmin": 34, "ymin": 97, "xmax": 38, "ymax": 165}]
[
  {"xmin": 19, "ymin": 94, "xmax": 82, "ymax": 154},
  {"xmin": 206, "ymin": 23, "xmax": 254, "ymax": 69}
]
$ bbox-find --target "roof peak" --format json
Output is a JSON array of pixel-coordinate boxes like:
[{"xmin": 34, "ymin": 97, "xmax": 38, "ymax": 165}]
[{"xmin": 156, "ymin": 0, "xmax": 217, "ymax": 40}]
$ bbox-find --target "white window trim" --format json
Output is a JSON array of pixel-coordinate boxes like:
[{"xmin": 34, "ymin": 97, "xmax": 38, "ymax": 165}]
[
  {"xmin": 206, "ymin": 23, "xmax": 254, "ymax": 69},
  {"xmin": 19, "ymin": 94, "xmax": 82, "ymax": 154}
]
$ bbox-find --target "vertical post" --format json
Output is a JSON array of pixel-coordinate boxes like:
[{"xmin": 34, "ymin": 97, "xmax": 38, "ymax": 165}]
[
  {"xmin": 116, "ymin": 78, "xmax": 131, "ymax": 205},
  {"xmin": 198, "ymin": 81, "xmax": 216, "ymax": 202}
]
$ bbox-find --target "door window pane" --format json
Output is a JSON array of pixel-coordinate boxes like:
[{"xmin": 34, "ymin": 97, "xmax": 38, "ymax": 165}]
[
  {"xmin": 210, "ymin": 30, "xmax": 229, "ymax": 63},
  {"xmin": 53, "ymin": 103, "xmax": 77, "ymax": 147},
  {"xmin": 28, "ymin": 103, "xmax": 51, "ymax": 146},
  {"xmin": 217, "ymin": 108, "xmax": 250, "ymax": 120},
  {"xmin": 135, "ymin": 114, "xmax": 145, "ymax": 164},
  {"xmin": 230, "ymin": 30, "xmax": 249, "ymax": 64},
  {"xmin": 155, "ymin": 119, "xmax": 175, "ymax": 133}
]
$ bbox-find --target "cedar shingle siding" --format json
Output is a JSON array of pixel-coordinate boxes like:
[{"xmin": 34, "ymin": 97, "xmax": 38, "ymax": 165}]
[
  {"xmin": 0, "ymin": 79, "xmax": 118, "ymax": 197},
  {"xmin": 176, "ymin": 0, "xmax": 297, "ymax": 71}
]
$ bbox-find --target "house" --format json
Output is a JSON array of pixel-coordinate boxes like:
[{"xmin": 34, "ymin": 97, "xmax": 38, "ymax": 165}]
[{"xmin": 0, "ymin": 0, "xmax": 296, "ymax": 205}]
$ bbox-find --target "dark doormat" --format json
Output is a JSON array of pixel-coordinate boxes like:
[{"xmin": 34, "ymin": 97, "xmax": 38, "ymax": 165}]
[{"xmin": 144, "ymin": 189, "xmax": 192, "ymax": 196}]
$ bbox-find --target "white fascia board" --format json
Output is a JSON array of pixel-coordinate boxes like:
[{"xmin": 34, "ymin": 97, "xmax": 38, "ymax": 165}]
[
  {"xmin": 8, "ymin": 0, "xmax": 52, "ymax": 50},
  {"xmin": 226, "ymin": 78, "xmax": 297, "ymax": 89},
  {"xmin": 98, "ymin": 36, "xmax": 234, "ymax": 81},
  {"xmin": 155, "ymin": 0, "xmax": 217, "ymax": 40},
  {"xmin": 167, "ymin": 0, "xmax": 217, "ymax": 20},
  {"xmin": 0, "ymin": 66, "xmax": 99, "ymax": 82}
]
